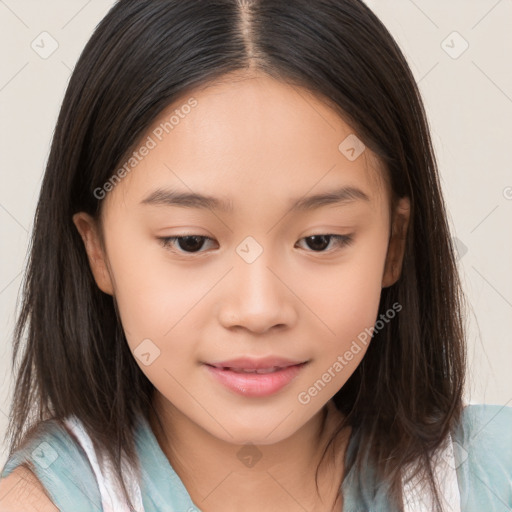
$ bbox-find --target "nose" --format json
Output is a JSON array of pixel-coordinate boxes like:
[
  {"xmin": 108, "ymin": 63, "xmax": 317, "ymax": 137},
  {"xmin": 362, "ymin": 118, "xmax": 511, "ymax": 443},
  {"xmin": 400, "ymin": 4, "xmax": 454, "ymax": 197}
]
[{"xmin": 217, "ymin": 250, "xmax": 297, "ymax": 335}]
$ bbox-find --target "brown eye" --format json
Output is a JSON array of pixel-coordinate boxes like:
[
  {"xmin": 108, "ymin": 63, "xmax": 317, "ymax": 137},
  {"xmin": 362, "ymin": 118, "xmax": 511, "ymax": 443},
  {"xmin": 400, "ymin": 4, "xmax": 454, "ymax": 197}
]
[
  {"xmin": 297, "ymin": 234, "xmax": 353, "ymax": 252},
  {"xmin": 159, "ymin": 235, "xmax": 214, "ymax": 253}
]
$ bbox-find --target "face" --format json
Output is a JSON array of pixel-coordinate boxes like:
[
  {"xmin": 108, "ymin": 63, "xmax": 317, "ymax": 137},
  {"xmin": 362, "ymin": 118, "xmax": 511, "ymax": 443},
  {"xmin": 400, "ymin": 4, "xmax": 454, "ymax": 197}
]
[{"xmin": 74, "ymin": 71, "xmax": 409, "ymax": 446}]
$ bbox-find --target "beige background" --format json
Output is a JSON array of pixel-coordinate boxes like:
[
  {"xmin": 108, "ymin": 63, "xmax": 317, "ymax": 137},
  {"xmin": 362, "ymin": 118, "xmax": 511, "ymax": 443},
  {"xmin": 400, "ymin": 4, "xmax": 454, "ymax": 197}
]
[{"xmin": 1, "ymin": 0, "xmax": 511, "ymax": 467}]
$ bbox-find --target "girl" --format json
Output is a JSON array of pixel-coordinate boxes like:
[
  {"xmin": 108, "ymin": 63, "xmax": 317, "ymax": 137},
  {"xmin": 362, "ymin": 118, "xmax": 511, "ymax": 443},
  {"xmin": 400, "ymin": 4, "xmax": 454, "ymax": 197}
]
[{"xmin": 1, "ymin": 0, "xmax": 510, "ymax": 511}]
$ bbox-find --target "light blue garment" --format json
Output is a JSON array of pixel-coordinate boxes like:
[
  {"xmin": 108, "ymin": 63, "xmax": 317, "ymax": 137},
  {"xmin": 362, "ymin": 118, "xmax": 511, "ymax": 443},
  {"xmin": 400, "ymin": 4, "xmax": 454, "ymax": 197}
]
[{"xmin": 1, "ymin": 404, "xmax": 511, "ymax": 511}]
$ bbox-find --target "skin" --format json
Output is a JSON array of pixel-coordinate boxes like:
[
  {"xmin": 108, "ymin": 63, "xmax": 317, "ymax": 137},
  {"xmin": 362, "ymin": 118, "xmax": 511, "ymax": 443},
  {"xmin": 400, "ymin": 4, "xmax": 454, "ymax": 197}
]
[{"xmin": 73, "ymin": 70, "xmax": 410, "ymax": 512}]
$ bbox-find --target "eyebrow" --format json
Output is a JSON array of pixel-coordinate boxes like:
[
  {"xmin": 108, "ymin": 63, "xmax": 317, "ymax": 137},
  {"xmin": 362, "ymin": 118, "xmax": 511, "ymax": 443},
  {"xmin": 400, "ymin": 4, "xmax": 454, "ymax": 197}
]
[{"xmin": 140, "ymin": 186, "xmax": 370, "ymax": 213}]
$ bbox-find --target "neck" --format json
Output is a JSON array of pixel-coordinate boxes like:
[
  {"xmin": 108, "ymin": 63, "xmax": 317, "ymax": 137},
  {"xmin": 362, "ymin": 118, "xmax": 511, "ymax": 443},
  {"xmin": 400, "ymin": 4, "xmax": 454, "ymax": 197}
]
[{"xmin": 149, "ymin": 393, "xmax": 351, "ymax": 512}]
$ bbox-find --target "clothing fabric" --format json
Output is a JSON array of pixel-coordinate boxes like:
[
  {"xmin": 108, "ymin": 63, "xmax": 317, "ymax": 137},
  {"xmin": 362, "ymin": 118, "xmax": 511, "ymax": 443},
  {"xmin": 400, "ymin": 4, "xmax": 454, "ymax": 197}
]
[{"xmin": 1, "ymin": 404, "xmax": 511, "ymax": 512}]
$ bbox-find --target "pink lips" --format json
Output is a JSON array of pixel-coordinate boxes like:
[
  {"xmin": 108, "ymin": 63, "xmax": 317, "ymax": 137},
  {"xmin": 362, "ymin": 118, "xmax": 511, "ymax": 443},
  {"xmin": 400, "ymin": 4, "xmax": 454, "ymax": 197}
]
[{"xmin": 204, "ymin": 356, "xmax": 308, "ymax": 397}]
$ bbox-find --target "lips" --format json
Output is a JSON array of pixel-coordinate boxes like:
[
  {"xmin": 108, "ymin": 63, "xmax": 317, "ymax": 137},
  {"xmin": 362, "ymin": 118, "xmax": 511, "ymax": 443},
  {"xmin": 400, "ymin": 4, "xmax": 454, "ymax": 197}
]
[
  {"xmin": 204, "ymin": 359, "xmax": 309, "ymax": 397},
  {"xmin": 206, "ymin": 356, "xmax": 307, "ymax": 372}
]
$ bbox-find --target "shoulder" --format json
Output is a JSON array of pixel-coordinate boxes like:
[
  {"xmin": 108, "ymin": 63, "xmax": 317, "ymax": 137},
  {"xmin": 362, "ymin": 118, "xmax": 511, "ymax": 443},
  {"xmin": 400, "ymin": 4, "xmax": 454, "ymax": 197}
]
[
  {"xmin": 453, "ymin": 403, "xmax": 512, "ymax": 509},
  {"xmin": 0, "ymin": 465, "xmax": 59, "ymax": 511},
  {"xmin": 455, "ymin": 403, "xmax": 512, "ymax": 455},
  {"xmin": 0, "ymin": 418, "xmax": 103, "ymax": 512}
]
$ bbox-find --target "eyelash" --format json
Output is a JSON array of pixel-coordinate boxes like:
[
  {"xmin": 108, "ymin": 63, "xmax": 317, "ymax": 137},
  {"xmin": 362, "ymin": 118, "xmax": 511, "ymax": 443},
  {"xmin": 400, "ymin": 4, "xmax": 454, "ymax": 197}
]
[{"xmin": 157, "ymin": 234, "xmax": 353, "ymax": 256}]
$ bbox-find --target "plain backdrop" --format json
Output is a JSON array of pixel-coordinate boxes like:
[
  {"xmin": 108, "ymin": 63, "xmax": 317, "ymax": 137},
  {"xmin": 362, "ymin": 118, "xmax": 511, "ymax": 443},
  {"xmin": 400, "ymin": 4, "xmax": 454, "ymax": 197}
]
[{"xmin": 1, "ymin": 0, "xmax": 511, "ymax": 468}]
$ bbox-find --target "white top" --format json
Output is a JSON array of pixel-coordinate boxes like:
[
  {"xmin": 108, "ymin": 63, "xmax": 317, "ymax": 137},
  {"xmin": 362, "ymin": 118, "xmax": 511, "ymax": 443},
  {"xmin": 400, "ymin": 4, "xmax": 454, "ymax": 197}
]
[
  {"xmin": 402, "ymin": 433, "xmax": 462, "ymax": 512},
  {"xmin": 63, "ymin": 416, "xmax": 145, "ymax": 512}
]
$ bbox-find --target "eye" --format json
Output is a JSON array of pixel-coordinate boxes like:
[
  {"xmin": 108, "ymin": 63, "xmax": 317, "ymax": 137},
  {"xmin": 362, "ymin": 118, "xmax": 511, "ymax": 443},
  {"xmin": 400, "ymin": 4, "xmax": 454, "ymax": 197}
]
[
  {"xmin": 158, "ymin": 235, "xmax": 216, "ymax": 254},
  {"xmin": 296, "ymin": 234, "xmax": 353, "ymax": 252}
]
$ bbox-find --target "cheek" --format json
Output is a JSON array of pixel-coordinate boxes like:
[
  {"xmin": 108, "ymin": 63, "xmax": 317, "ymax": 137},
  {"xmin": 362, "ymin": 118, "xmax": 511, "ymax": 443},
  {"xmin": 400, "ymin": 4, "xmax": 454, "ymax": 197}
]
[
  {"xmin": 107, "ymin": 246, "xmax": 206, "ymax": 392},
  {"xmin": 103, "ymin": 228, "xmax": 198, "ymax": 346},
  {"xmin": 300, "ymin": 233, "xmax": 388, "ymax": 334}
]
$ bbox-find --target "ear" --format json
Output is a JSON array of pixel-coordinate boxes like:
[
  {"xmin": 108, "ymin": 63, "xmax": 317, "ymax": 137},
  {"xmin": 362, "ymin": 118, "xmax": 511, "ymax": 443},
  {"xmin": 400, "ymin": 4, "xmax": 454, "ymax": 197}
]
[
  {"xmin": 72, "ymin": 212, "xmax": 114, "ymax": 295},
  {"xmin": 382, "ymin": 197, "xmax": 411, "ymax": 288}
]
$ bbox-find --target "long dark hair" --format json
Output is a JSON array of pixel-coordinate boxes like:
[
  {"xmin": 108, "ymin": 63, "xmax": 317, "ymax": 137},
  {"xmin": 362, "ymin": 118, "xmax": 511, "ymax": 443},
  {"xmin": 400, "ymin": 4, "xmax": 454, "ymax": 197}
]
[{"xmin": 3, "ymin": 0, "xmax": 466, "ymax": 510}]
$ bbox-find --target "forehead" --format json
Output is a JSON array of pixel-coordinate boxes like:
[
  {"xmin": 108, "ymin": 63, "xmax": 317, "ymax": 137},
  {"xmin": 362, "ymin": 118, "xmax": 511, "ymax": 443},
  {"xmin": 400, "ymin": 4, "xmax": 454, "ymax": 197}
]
[{"xmin": 104, "ymin": 72, "xmax": 388, "ymax": 214}]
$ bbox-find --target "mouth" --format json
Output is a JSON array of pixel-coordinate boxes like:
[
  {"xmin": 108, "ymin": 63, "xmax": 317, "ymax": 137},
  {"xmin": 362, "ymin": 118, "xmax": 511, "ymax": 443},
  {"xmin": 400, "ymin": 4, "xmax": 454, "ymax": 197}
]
[{"xmin": 203, "ymin": 359, "xmax": 309, "ymax": 397}]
